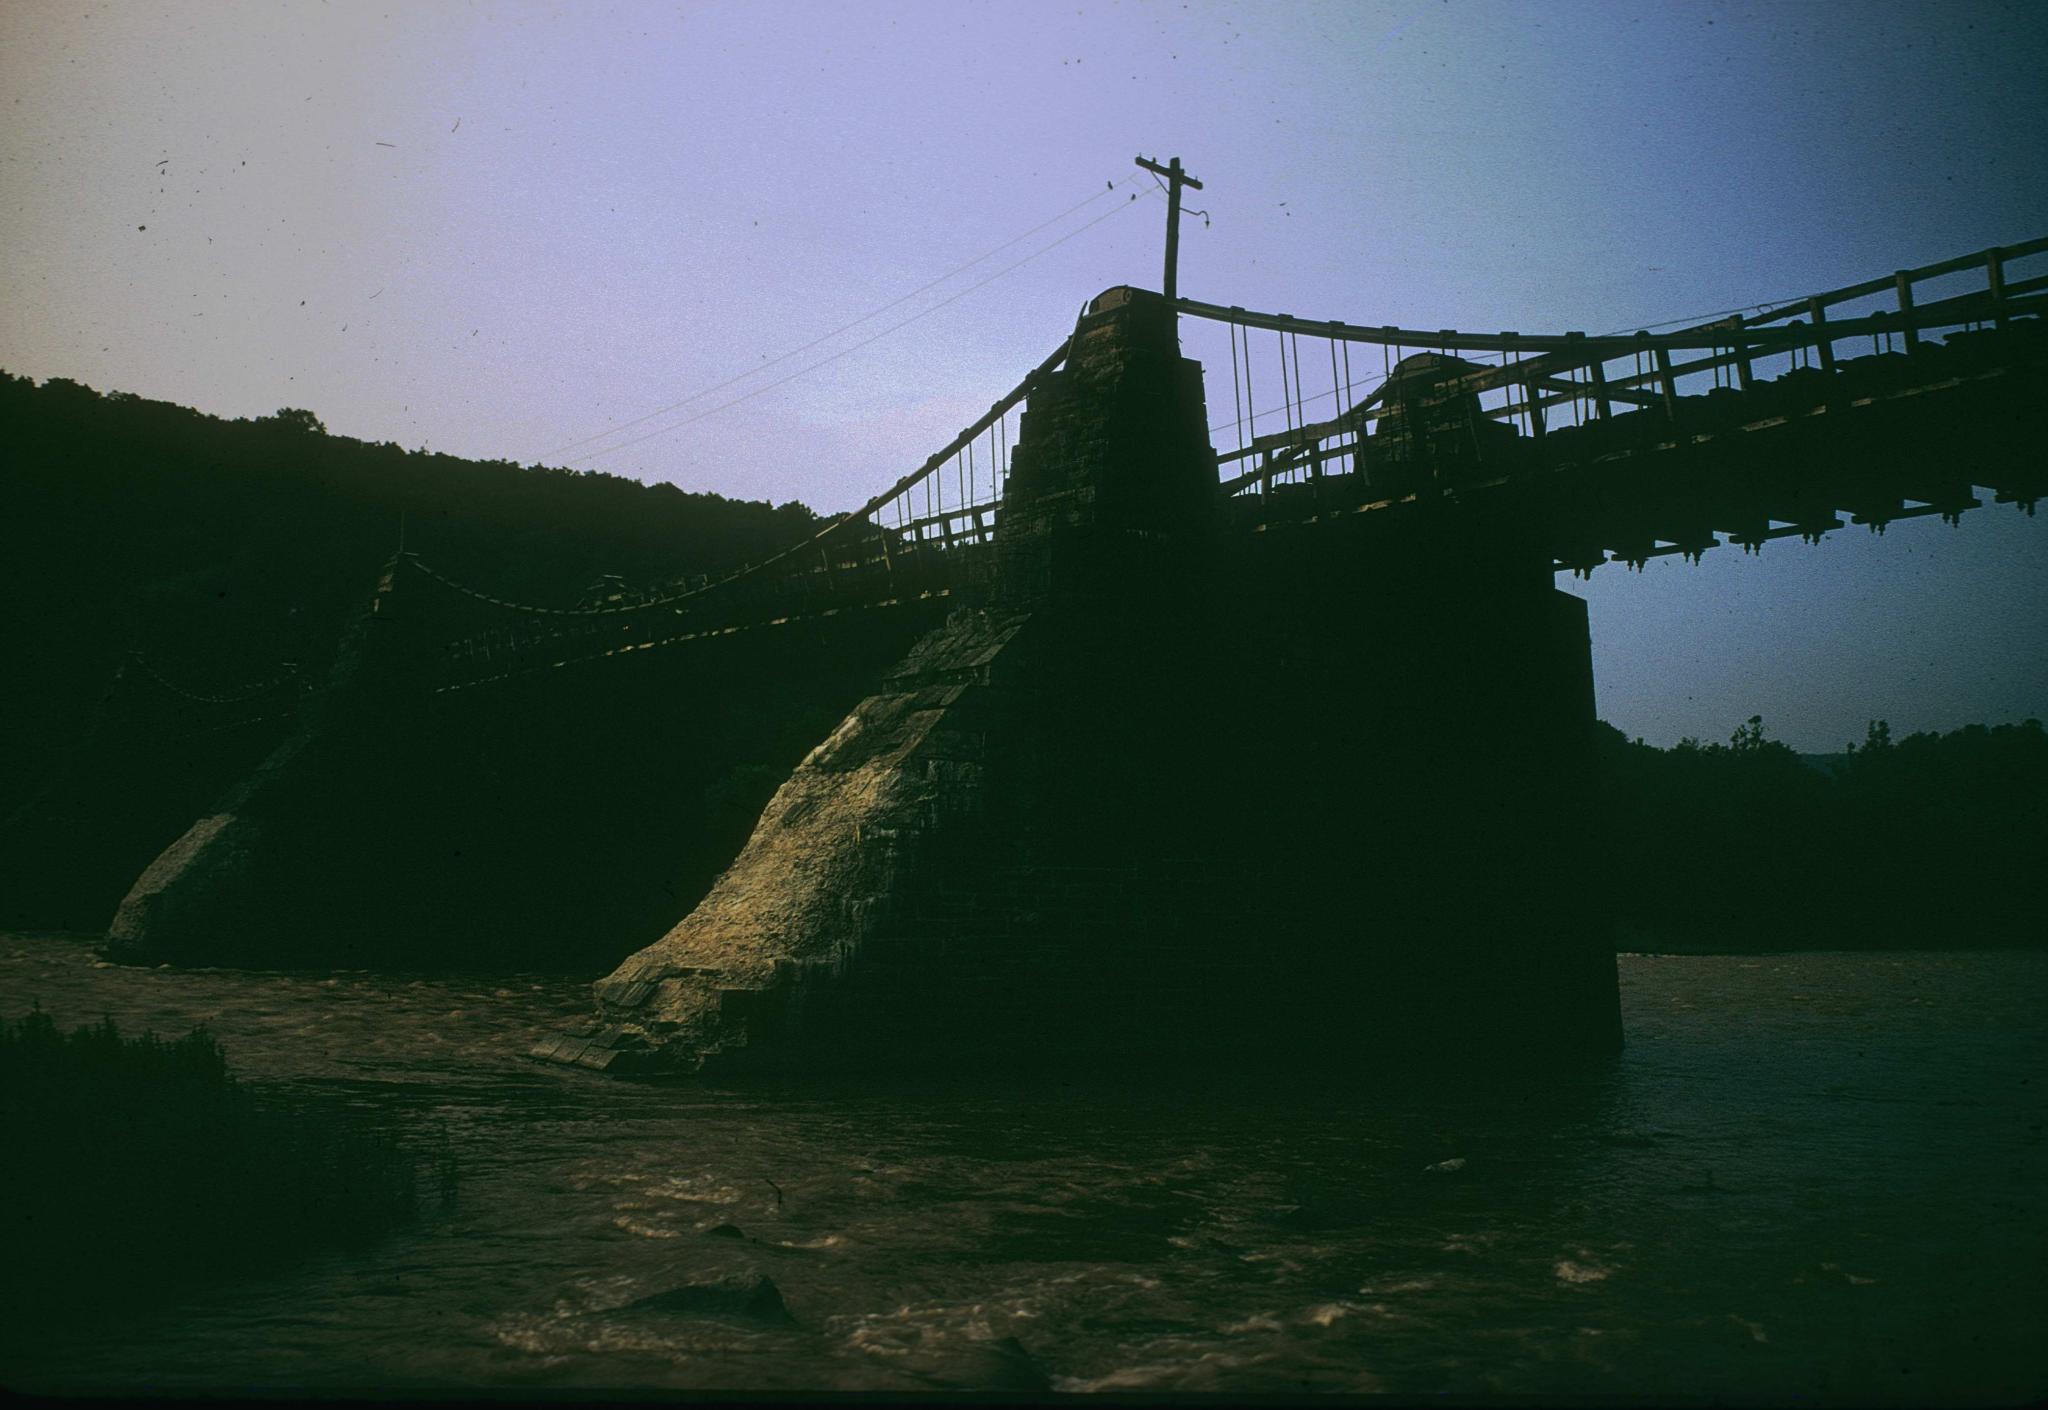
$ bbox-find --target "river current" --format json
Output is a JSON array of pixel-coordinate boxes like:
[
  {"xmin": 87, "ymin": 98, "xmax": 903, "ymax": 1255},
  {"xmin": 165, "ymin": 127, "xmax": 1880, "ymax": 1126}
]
[{"xmin": 2, "ymin": 937, "xmax": 2042, "ymax": 1400}]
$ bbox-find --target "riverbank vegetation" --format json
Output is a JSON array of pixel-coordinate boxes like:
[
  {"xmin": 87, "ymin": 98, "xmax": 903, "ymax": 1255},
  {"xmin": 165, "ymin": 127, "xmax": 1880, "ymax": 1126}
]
[
  {"xmin": 1595, "ymin": 715, "xmax": 2046, "ymax": 950},
  {"xmin": 0, "ymin": 1008, "xmax": 444, "ymax": 1340}
]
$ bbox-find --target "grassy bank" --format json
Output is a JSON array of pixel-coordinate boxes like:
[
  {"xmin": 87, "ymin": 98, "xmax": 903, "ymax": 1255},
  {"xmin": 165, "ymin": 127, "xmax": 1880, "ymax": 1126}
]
[{"xmin": 0, "ymin": 1008, "xmax": 445, "ymax": 1338}]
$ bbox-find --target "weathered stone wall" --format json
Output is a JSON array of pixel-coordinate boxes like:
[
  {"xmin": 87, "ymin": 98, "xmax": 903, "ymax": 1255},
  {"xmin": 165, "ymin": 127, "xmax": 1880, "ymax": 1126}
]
[
  {"xmin": 995, "ymin": 285, "xmax": 1217, "ymax": 606},
  {"xmin": 534, "ymin": 607, "xmax": 1033, "ymax": 1072}
]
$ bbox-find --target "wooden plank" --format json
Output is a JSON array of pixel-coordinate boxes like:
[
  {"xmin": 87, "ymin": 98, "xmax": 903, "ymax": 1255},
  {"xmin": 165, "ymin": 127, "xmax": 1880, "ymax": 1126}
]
[
  {"xmin": 1654, "ymin": 346, "xmax": 1679, "ymax": 420},
  {"xmin": 1896, "ymin": 272, "xmax": 1921, "ymax": 354},
  {"xmin": 1588, "ymin": 356, "xmax": 1613, "ymax": 420},
  {"xmin": 1747, "ymin": 235, "xmax": 2048, "ymax": 322},
  {"xmin": 1897, "ymin": 235, "xmax": 2048, "ymax": 287},
  {"xmin": 1808, "ymin": 298, "xmax": 1836, "ymax": 375},
  {"xmin": 1526, "ymin": 373, "xmax": 1657, "ymax": 408}
]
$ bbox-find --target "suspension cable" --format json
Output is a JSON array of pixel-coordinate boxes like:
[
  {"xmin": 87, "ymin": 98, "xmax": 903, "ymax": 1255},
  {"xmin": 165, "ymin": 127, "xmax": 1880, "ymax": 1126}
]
[{"xmin": 130, "ymin": 650, "xmax": 299, "ymax": 706}]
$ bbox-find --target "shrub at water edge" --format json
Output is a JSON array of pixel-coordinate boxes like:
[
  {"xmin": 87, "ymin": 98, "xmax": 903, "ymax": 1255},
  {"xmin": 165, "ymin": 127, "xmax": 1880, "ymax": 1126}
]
[{"xmin": 0, "ymin": 1007, "xmax": 449, "ymax": 1336}]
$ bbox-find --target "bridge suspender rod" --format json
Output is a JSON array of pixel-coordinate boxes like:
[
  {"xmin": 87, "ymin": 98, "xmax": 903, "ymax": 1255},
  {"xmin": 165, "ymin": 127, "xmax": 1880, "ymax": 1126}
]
[
  {"xmin": 1229, "ymin": 321, "xmax": 1246, "ymax": 457},
  {"xmin": 1326, "ymin": 337, "xmax": 1345, "ymax": 474},
  {"xmin": 871, "ymin": 334, "xmax": 1068, "ymax": 505},
  {"xmin": 686, "ymin": 335, "xmax": 1073, "ymax": 593},
  {"xmin": 1242, "ymin": 321, "xmax": 1258, "ymax": 468},
  {"xmin": 1899, "ymin": 272, "xmax": 1924, "ymax": 355},
  {"xmin": 1213, "ymin": 376, "xmax": 1398, "ymax": 471},
  {"xmin": 1265, "ymin": 329, "xmax": 1288, "ymax": 493},
  {"xmin": 1291, "ymin": 333, "xmax": 1308, "ymax": 447},
  {"xmin": 408, "ymin": 341, "xmax": 1072, "ymax": 619},
  {"xmin": 1340, "ymin": 341, "xmax": 1357, "ymax": 474}
]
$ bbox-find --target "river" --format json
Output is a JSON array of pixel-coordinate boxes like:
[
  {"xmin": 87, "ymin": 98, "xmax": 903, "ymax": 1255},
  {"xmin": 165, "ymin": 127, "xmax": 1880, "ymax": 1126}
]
[{"xmin": 2, "ymin": 937, "xmax": 2042, "ymax": 1400}]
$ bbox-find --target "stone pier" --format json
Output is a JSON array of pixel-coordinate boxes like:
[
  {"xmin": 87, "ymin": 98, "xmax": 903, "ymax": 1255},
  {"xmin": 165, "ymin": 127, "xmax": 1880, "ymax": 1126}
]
[{"xmin": 539, "ymin": 287, "xmax": 1621, "ymax": 1075}]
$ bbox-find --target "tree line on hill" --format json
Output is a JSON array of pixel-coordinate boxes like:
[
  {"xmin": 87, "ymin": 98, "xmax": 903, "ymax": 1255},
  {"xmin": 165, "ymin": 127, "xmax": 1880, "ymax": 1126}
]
[
  {"xmin": 1593, "ymin": 714, "xmax": 2045, "ymax": 950},
  {"xmin": 0, "ymin": 369, "xmax": 834, "ymax": 938}
]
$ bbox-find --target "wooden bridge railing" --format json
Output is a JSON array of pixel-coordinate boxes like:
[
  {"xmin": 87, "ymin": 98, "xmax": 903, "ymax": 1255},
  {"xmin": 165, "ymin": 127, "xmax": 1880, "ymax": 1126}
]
[{"xmin": 1182, "ymin": 234, "xmax": 2048, "ymax": 502}]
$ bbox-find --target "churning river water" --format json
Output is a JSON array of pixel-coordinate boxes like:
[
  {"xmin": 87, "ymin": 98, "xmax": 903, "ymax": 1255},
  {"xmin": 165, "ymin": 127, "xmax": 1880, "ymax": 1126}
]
[{"xmin": 1, "ymin": 936, "xmax": 2042, "ymax": 1401}]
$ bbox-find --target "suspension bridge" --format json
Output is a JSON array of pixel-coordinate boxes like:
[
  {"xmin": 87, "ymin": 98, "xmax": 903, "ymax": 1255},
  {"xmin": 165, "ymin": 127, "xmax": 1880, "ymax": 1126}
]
[
  {"xmin": 371, "ymin": 230, "xmax": 2045, "ymax": 703},
  {"xmin": 101, "ymin": 219, "xmax": 2047, "ymax": 1076}
]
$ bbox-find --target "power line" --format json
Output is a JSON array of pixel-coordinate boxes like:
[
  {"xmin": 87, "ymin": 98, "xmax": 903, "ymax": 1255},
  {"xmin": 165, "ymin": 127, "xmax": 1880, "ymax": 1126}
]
[
  {"xmin": 567, "ymin": 194, "xmax": 1140, "ymax": 466},
  {"xmin": 543, "ymin": 175, "xmax": 1144, "ymax": 461}
]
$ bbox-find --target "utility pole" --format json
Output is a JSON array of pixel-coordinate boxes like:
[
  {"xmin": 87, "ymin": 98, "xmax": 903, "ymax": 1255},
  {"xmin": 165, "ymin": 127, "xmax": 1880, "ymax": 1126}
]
[{"xmin": 1135, "ymin": 154, "xmax": 1202, "ymax": 306}]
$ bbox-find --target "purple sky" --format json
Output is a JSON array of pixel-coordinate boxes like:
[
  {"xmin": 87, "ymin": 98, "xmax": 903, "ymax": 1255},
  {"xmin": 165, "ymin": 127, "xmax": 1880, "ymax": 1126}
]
[{"xmin": 4, "ymin": 0, "xmax": 2044, "ymax": 750}]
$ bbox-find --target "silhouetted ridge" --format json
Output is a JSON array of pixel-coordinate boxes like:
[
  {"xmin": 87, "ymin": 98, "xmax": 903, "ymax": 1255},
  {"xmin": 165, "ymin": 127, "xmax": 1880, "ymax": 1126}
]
[
  {"xmin": 0, "ymin": 370, "xmax": 827, "ymax": 937},
  {"xmin": 1595, "ymin": 715, "xmax": 2047, "ymax": 949}
]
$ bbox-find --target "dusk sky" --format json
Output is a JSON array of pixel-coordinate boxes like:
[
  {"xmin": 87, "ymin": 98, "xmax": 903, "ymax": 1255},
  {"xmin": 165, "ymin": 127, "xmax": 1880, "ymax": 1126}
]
[{"xmin": 4, "ymin": 0, "xmax": 2044, "ymax": 750}]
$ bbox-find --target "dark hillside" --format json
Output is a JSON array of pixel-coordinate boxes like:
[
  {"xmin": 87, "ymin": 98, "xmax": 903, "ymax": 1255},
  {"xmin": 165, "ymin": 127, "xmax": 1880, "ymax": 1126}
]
[{"xmin": 0, "ymin": 371, "xmax": 830, "ymax": 944}]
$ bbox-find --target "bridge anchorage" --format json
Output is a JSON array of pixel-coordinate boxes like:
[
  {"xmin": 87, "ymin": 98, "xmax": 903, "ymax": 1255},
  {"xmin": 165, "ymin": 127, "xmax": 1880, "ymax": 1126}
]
[{"xmin": 104, "ymin": 235, "xmax": 2047, "ymax": 1075}]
